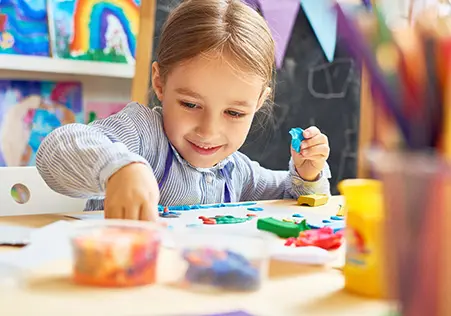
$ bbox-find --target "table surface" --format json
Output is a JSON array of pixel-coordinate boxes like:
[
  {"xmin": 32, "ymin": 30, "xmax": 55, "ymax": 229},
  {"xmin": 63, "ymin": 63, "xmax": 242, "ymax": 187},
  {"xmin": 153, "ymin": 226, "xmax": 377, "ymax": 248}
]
[{"xmin": 0, "ymin": 197, "xmax": 392, "ymax": 316}]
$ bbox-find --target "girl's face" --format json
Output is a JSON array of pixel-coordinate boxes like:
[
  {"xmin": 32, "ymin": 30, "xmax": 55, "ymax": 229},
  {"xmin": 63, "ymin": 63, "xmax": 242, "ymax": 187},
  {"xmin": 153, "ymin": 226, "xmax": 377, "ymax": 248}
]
[{"xmin": 152, "ymin": 54, "xmax": 269, "ymax": 168}]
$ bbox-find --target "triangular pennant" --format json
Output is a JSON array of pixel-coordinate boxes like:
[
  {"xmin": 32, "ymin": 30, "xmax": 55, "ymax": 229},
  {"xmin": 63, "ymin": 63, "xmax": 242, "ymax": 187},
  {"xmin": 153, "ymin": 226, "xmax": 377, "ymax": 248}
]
[
  {"xmin": 300, "ymin": 0, "xmax": 337, "ymax": 62},
  {"xmin": 242, "ymin": 0, "xmax": 260, "ymax": 10},
  {"xmin": 258, "ymin": 0, "xmax": 300, "ymax": 69}
]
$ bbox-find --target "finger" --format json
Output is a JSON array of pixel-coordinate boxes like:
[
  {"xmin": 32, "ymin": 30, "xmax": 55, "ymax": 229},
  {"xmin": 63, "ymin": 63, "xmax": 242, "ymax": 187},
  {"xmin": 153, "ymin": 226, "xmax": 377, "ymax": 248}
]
[
  {"xmin": 125, "ymin": 204, "xmax": 141, "ymax": 220},
  {"xmin": 303, "ymin": 126, "xmax": 321, "ymax": 139},
  {"xmin": 105, "ymin": 205, "xmax": 124, "ymax": 219},
  {"xmin": 139, "ymin": 201, "xmax": 152, "ymax": 221},
  {"xmin": 291, "ymin": 147, "xmax": 305, "ymax": 158},
  {"xmin": 147, "ymin": 200, "xmax": 159, "ymax": 222},
  {"xmin": 301, "ymin": 134, "xmax": 328, "ymax": 149},
  {"xmin": 301, "ymin": 144, "xmax": 330, "ymax": 158}
]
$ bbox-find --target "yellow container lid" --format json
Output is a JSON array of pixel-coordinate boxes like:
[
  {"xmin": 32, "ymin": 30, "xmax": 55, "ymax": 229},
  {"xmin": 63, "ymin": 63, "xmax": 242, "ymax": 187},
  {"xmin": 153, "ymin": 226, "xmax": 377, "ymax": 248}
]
[{"xmin": 338, "ymin": 179, "xmax": 383, "ymax": 218}]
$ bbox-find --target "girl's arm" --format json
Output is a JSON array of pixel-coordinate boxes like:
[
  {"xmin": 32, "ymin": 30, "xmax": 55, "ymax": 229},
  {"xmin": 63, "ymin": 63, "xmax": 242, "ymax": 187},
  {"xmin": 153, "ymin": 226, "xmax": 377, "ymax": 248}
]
[
  {"xmin": 235, "ymin": 152, "xmax": 331, "ymax": 201},
  {"xmin": 36, "ymin": 102, "xmax": 162, "ymax": 198}
]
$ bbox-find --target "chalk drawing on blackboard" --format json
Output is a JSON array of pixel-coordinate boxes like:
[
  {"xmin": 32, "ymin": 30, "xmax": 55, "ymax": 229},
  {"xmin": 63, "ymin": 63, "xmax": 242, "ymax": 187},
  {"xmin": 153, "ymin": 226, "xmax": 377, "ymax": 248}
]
[
  {"xmin": 307, "ymin": 58, "xmax": 354, "ymax": 99},
  {"xmin": 334, "ymin": 113, "xmax": 358, "ymax": 187},
  {"xmin": 284, "ymin": 58, "xmax": 296, "ymax": 81}
]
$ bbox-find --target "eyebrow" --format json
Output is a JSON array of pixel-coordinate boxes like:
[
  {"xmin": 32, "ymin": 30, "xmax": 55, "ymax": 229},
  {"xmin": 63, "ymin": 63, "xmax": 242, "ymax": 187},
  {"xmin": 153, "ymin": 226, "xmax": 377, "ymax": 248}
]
[
  {"xmin": 175, "ymin": 88, "xmax": 204, "ymax": 100},
  {"xmin": 175, "ymin": 87, "xmax": 252, "ymax": 107}
]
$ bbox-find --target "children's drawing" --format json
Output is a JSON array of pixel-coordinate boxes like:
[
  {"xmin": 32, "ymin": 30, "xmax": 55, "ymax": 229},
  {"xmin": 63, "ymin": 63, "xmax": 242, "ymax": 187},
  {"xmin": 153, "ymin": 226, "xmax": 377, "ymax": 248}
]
[
  {"xmin": 0, "ymin": 80, "xmax": 83, "ymax": 166},
  {"xmin": 0, "ymin": 0, "xmax": 50, "ymax": 56},
  {"xmin": 85, "ymin": 101, "xmax": 125, "ymax": 123},
  {"xmin": 48, "ymin": 0, "xmax": 141, "ymax": 63}
]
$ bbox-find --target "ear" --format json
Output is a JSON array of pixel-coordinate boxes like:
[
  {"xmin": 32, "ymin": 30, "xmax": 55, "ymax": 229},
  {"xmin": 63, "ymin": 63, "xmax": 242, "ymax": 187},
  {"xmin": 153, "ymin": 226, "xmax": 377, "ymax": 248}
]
[
  {"xmin": 151, "ymin": 61, "xmax": 164, "ymax": 101},
  {"xmin": 256, "ymin": 87, "xmax": 271, "ymax": 111}
]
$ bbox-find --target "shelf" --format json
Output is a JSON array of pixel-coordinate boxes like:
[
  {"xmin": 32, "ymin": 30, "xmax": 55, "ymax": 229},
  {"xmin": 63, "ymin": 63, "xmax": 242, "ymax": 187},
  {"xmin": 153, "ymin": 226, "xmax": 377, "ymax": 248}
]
[{"xmin": 0, "ymin": 55, "xmax": 135, "ymax": 79}]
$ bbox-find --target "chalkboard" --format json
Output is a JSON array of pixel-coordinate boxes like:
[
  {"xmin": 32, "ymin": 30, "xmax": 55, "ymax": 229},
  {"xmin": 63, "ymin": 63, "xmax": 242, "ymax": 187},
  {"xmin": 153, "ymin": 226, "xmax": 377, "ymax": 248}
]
[{"xmin": 151, "ymin": 1, "xmax": 361, "ymax": 195}]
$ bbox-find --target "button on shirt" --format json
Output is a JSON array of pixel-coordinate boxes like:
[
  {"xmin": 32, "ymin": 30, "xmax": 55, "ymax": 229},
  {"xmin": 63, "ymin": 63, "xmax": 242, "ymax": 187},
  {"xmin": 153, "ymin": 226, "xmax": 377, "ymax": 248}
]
[{"xmin": 36, "ymin": 103, "xmax": 332, "ymax": 211}]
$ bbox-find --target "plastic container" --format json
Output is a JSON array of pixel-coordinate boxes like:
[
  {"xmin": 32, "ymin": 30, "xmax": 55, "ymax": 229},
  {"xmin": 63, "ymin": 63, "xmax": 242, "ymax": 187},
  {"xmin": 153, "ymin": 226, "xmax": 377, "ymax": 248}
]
[
  {"xmin": 338, "ymin": 178, "xmax": 388, "ymax": 299},
  {"xmin": 69, "ymin": 220, "xmax": 161, "ymax": 287},
  {"xmin": 174, "ymin": 230, "xmax": 271, "ymax": 292}
]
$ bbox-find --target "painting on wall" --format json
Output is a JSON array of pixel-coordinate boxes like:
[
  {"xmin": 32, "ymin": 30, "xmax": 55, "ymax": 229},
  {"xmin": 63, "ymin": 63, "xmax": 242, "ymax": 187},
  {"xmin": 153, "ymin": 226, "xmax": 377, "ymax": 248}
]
[
  {"xmin": 48, "ymin": 0, "xmax": 141, "ymax": 63},
  {"xmin": 0, "ymin": 80, "xmax": 83, "ymax": 166},
  {"xmin": 85, "ymin": 101, "xmax": 125, "ymax": 123},
  {"xmin": 0, "ymin": 0, "xmax": 50, "ymax": 56}
]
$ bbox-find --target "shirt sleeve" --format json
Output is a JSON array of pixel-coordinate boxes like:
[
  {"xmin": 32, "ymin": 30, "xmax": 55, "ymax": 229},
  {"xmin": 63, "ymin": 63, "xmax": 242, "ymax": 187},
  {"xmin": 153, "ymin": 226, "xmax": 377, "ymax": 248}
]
[
  {"xmin": 236, "ymin": 152, "xmax": 331, "ymax": 201},
  {"xmin": 35, "ymin": 102, "xmax": 161, "ymax": 198}
]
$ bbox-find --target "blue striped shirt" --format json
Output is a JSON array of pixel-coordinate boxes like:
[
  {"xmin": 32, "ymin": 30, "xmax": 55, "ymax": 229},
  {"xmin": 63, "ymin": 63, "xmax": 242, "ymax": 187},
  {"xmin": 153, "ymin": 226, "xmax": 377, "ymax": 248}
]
[{"xmin": 36, "ymin": 102, "xmax": 331, "ymax": 211}]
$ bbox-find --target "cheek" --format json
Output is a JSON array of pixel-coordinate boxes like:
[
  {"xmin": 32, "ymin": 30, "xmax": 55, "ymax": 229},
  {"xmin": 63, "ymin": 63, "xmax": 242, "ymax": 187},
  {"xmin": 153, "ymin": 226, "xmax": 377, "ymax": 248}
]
[
  {"xmin": 227, "ymin": 116, "xmax": 255, "ymax": 145},
  {"xmin": 162, "ymin": 105, "xmax": 194, "ymax": 136}
]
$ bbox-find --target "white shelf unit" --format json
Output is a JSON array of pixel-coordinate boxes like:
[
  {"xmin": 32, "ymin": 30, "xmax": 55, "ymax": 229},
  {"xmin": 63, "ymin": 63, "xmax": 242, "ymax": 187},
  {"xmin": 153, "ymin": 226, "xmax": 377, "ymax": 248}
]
[
  {"xmin": 0, "ymin": 55, "xmax": 135, "ymax": 112},
  {"xmin": 0, "ymin": 54, "xmax": 135, "ymax": 79}
]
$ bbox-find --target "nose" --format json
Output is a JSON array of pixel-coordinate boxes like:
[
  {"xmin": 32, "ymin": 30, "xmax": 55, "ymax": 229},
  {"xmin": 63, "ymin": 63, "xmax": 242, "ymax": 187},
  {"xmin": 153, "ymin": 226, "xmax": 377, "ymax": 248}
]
[{"xmin": 195, "ymin": 112, "xmax": 220, "ymax": 140}]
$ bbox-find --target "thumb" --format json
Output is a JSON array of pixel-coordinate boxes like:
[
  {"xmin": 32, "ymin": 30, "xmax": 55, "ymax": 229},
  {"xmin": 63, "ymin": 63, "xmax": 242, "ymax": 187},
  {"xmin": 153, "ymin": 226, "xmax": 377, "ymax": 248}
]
[{"xmin": 291, "ymin": 147, "xmax": 304, "ymax": 161}]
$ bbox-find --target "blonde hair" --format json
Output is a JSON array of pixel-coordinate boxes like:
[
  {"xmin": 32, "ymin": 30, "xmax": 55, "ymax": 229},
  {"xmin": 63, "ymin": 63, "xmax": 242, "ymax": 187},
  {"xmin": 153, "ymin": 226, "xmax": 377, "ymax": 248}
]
[{"xmin": 155, "ymin": 0, "xmax": 276, "ymax": 103}]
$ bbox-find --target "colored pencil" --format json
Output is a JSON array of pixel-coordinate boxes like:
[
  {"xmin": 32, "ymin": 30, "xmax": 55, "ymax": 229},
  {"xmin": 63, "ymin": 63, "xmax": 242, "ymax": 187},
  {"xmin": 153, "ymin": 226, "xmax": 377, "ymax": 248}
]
[{"xmin": 336, "ymin": 2, "xmax": 451, "ymax": 313}]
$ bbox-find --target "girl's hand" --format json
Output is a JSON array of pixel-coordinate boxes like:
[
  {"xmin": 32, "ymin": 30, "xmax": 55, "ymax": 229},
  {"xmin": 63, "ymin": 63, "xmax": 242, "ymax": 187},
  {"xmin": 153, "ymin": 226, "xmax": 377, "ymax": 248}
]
[
  {"xmin": 104, "ymin": 163, "xmax": 160, "ymax": 221},
  {"xmin": 291, "ymin": 126, "xmax": 330, "ymax": 181}
]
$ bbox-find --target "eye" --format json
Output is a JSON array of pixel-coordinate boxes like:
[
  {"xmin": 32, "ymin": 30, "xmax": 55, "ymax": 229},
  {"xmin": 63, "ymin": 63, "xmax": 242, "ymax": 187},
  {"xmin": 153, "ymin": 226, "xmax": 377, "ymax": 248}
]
[
  {"xmin": 180, "ymin": 101, "xmax": 198, "ymax": 109},
  {"xmin": 226, "ymin": 110, "xmax": 245, "ymax": 118}
]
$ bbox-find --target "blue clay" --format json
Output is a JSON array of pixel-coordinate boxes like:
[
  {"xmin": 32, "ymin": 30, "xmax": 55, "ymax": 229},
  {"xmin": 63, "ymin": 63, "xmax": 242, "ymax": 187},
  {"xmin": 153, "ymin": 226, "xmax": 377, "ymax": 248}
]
[
  {"xmin": 289, "ymin": 127, "xmax": 305, "ymax": 153},
  {"xmin": 158, "ymin": 202, "xmax": 257, "ymax": 212},
  {"xmin": 322, "ymin": 219, "xmax": 331, "ymax": 223},
  {"xmin": 186, "ymin": 223, "xmax": 202, "ymax": 228},
  {"xmin": 247, "ymin": 207, "xmax": 264, "ymax": 211},
  {"xmin": 330, "ymin": 215, "xmax": 344, "ymax": 221},
  {"xmin": 292, "ymin": 213, "xmax": 304, "ymax": 218}
]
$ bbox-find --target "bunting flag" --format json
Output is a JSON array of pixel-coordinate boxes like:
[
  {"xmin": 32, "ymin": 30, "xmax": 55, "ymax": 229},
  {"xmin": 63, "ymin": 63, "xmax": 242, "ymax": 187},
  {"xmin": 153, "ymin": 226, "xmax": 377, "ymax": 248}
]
[
  {"xmin": 242, "ymin": 0, "xmax": 338, "ymax": 68},
  {"xmin": 301, "ymin": 0, "xmax": 337, "ymax": 62},
  {"xmin": 258, "ymin": 0, "xmax": 300, "ymax": 69}
]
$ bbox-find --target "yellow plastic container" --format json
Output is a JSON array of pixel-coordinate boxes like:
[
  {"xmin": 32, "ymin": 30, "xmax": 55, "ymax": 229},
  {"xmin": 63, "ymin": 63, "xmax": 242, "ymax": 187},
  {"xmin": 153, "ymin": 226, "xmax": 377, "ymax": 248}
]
[{"xmin": 338, "ymin": 179, "xmax": 388, "ymax": 298}]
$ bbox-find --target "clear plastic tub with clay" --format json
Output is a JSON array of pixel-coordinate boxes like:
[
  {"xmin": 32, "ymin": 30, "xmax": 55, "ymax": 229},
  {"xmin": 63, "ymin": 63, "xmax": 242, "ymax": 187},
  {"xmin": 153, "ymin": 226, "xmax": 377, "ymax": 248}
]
[
  {"xmin": 69, "ymin": 220, "xmax": 162, "ymax": 287},
  {"xmin": 173, "ymin": 229, "xmax": 272, "ymax": 292}
]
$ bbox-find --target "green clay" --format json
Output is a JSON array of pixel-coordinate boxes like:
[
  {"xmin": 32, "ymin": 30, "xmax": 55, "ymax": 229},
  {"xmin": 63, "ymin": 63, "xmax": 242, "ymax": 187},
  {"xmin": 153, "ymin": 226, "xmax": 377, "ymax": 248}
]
[
  {"xmin": 213, "ymin": 215, "xmax": 252, "ymax": 224},
  {"xmin": 257, "ymin": 217, "xmax": 311, "ymax": 238}
]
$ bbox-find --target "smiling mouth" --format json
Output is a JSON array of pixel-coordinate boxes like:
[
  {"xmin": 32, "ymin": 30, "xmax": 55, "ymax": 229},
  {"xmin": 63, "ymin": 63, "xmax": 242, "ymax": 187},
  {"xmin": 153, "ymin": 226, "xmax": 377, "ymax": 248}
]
[{"xmin": 188, "ymin": 141, "xmax": 223, "ymax": 155}]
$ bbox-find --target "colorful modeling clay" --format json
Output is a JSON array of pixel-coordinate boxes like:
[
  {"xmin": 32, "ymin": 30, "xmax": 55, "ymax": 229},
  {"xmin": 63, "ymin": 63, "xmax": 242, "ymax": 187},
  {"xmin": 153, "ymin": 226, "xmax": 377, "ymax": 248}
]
[
  {"xmin": 199, "ymin": 215, "xmax": 253, "ymax": 225},
  {"xmin": 257, "ymin": 217, "xmax": 311, "ymax": 238},
  {"xmin": 330, "ymin": 215, "xmax": 344, "ymax": 221},
  {"xmin": 158, "ymin": 202, "xmax": 257, "ymax": 212},
  {"xmin": 308, "ymin": 221, "xmax": 345, "ymax": 233},
  {"xmin": 182, "ymin": 248, "xmax": 261, "ymax": 291},
  {"xmin": 159, "ymin": 207, "xmax": 181, "ymax": 218},
  {"xmin": 71, "ymin": 224, "xmax": 160, "ymax": 287},
  {"xmin": 297, "ymin": 194, "xmax": 329, "ymax": 206},
  {"xmin": 292, "ymin": 213, "xmax": 304, "ymax": 218},
  {"xmin": 289, "ymin": 127, "xmax": 305, "ymax": 153},
  {"xmin": 247, "ymin": 207, "xmax": 264, "ymax": 211},
  {"xmin": 290, "ymin": 227, "xmax": 344, "ymax": 250}
]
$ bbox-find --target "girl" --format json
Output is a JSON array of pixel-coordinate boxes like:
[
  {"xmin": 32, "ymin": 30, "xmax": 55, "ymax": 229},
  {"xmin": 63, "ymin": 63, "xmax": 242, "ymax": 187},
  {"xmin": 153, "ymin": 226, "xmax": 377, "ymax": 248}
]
[{"xmin": 36, "ymin": 0, "xmax": 331, "ymax": 221}]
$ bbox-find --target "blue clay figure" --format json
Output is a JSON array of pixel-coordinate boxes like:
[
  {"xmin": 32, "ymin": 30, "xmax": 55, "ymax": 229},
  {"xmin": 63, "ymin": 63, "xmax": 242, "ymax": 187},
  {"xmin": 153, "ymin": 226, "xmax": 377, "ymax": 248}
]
[
  {"xmin": 158, "ymin": 202, "xmax": 257, "ymax": 212},
  {"xmin": 247, "ymin": 207, "xmax": 264, "ymax": 211},
  {"xmin": 289, "ymin": 127, "xmax": 305, "ymax": 153}
]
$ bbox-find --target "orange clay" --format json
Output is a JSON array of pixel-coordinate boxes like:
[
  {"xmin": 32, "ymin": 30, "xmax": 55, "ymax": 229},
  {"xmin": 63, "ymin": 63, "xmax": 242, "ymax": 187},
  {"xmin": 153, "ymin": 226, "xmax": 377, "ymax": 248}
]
[{"xmin": 71, "ymin": 225, "xmax": 160, "ymax": 287}]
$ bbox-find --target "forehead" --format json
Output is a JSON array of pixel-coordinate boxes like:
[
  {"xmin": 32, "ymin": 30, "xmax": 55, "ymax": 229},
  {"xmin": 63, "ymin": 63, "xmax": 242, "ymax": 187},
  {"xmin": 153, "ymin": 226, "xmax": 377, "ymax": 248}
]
[{"xmin": 165, "ymin": 54, "xmax": 265, "ymax": 99}]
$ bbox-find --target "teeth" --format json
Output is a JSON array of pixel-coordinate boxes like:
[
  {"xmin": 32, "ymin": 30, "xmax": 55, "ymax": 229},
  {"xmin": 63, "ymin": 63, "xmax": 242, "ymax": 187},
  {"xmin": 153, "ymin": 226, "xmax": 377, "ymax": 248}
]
[{"xmin": 199, "ymin": 145, "xmax": 213, "ymax": 149}]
